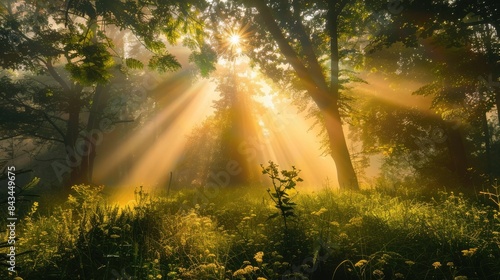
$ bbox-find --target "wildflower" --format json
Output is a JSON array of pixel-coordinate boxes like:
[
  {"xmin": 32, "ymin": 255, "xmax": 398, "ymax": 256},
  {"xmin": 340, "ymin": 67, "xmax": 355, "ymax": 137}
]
[
  {"xmin": 348, "ymin": 217, "xmax": 363, "ymax": 227},
  {"xmin": 206, "ymin": 263, "xmax": 217, "ymax": 270},
  {"xmin": 405, "ymin": 260, "xmax": 415, "ymax": 266},
  {"xmin": 254, "ymin": 251, "xmax": 264, "ymax": 264},
  {"xmin": 373, "ymin": 269, "xmax": 384, "ymax": 277},
  {"xmin": 244, "ymin": 265, "xmax": 255, "ymax": 273},
  {"xmin": 462, "ymin": 248, "xmax": 477, "ymax": 257},
  {"xmin": 257, "ymin": 278, "xmax": 267, "ymax": 280},
  {"xmin": 432, "ymin": 262, "xmax": 442, "ymax": 269},
  {"xmin": 312, "ymin": 207, "xmax": 328, "ymax": 216},
  {"xmin": 447, "ymin": 262, "xmax": 454, "ymax": 267},
  {"xmin": 354, "ymin": 259, "xmax": 368, "ymax": 268},
  {"xmin": 233, "ymin": 269, "xmax": 245, "ymax": 276},
  {"xmin": 110, "ymin": 234, "xmax": 120, "ymax": 239},
  {"xmin": 454, "ymin": 276, "xmax": 468, "ymax": 280},
  {"xmin": 395, "ymin": 273, "xmax": 404, "ymax": 278}
]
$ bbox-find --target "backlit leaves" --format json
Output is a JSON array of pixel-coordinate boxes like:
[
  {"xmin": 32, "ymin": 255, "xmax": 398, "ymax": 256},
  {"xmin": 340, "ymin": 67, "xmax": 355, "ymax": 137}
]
[{"xmin": 148, "ymin": 54, "xmax": 181, "ymax": 73}]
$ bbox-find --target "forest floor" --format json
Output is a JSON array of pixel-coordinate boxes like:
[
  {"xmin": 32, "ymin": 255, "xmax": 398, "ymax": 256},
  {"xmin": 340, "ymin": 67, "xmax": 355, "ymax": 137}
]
[{"xmin": 2, "ymin": 182, "xmax": 500, "ymax": 280}]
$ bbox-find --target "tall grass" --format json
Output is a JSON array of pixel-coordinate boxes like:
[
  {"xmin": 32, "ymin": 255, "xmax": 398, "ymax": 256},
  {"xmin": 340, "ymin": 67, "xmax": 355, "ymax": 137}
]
[{"xmin": 2, "ymin": 184, "xmax": 499, "ymax": 279}]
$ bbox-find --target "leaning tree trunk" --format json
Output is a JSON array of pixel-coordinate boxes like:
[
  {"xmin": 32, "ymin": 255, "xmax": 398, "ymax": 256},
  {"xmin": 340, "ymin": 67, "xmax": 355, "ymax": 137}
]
[
  {"xmin": 251, "ymin": 0, "xmax": 359, "ymax": 190},
  {"xmin": 323, "ymin": 103, "xmax": 360, "ymax": 189},
  {"xmin": 327, "ymin": 4, "xmax": 359, "ymax": 190}
]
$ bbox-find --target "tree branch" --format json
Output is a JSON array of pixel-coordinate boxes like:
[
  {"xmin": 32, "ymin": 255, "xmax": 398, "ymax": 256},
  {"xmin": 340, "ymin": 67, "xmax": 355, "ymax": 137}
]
[
  {"xmin": 291, "ymin": 0, "xmax": 330, "ymax": 93},
  {"xmin": 42, "ymin": 111, "xmax": 66, "ymax": 142},
  {"xmin": 45, "ymin": 58, "xmax": 71, "ymax": 93},
  {"xmin": 248, "ymin": 0, "xmax": 333, "ymax": 108}
]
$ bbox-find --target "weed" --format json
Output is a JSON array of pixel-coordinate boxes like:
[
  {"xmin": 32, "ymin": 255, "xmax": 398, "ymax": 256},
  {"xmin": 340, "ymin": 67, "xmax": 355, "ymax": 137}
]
[{"xmin": 261, "ymin": 161, "xmax": 303, "ymax": 230}]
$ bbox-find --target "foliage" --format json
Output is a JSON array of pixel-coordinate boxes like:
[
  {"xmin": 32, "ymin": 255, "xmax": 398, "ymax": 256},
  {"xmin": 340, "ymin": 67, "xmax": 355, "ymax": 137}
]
[
  {"xmin": 360, "ymin": 0, "xmax": 500, "ymax": 189},
  {"xmin": 0, "ymin": 0, "xmax": 217, "ymax": 187},
  {"xmin": 2, "ymin": 182, "xmax": 500, "ymax": 279},
  {"xmin": 261, "ymin": 161, "xmax": 303, "ymax": 230}
]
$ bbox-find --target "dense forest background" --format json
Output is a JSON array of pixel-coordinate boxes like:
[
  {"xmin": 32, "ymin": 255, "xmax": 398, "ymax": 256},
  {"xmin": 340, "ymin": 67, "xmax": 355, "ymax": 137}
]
[{"xmin": 1, "ymin": 0, "xmax": 500, "ymax": 279}]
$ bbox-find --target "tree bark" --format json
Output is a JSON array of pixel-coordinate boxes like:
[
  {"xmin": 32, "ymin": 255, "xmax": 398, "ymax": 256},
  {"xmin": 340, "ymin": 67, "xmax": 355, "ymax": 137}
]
[
  {"xmin": 444, "ymin": 123, "xmax": 470, "ymax": 189},
  {"xmin": 251, "ymin": 0, "xmax": 359, "ymax": 190},
  {"xmin": 78, "ymin": 84, "xmax": 110, "ymax": 185},
  {"xmin": 66, "ymin": 93, "xmax": 82, "ymax": 187}
]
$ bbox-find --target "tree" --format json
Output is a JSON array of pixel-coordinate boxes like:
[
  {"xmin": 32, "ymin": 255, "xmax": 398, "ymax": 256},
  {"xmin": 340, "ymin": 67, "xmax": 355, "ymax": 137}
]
[
  {"xmin": 0, "ymin": 0, "xmax": 215, "ymax": 188},
  {"xmin": 178, "ymin": 60, "xmax": 266, "ymax": 187},
  {"xmin": 360, "ymin": 0, "xmax": 500, "ymax": 189},
  {"xmin": 208, "ymin": 0, "xmax": 369, "ymax": 190}
]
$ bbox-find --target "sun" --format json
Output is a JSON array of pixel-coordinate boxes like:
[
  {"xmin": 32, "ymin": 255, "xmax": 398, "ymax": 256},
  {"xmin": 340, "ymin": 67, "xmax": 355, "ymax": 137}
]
[
  {"xmin": 218, "ymin": 24, "xmax": 251, "ymax": 57},
  {"xmin": 229, "ymin": 34, "xmax": 241, "ymax": 46}
]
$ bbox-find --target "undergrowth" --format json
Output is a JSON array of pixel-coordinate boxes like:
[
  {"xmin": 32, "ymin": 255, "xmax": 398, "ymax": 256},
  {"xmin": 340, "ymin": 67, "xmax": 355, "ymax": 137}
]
[{"xmin": 2, "ymin": 182, "xmax": 500, "ymax": 279}]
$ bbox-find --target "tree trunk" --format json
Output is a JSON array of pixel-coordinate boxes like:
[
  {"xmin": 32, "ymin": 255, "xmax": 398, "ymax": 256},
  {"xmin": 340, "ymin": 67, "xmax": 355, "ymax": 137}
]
[
  {"xmin": 496, "ymin": 86, "xmax": 500, "ymax": 123},
  {"xmin": 66, "ymin": 94, "xmax": 82, "ymax": 187},
  {"xmin": 251, "ymin": 0, "xmax": 359, "ymax": 190},
  {"xmin": 323, "ymin": 103, "xmax": 360, "ymax": 189},
  {"xmin": 327, "ymin": 2, "xmax": 359, "ymax": 190},
  {"xmin": 79, "ymin": 84, "xmax": 110, "ymax": 185},
  {"xmin": 444, "ymin": 123, "xmax": 470, "ymax": 189}
]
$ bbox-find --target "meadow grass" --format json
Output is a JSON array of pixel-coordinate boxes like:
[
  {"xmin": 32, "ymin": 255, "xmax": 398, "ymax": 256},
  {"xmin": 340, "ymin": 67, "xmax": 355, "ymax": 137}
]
[{"xmin": 2, "ymin": 184, "xmax": 500, "ymax": 279}]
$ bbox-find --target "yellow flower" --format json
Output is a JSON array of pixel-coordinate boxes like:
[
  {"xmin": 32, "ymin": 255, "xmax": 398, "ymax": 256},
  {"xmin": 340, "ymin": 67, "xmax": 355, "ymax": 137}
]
[
  {"xmin": 432, "ymin": 261, "xmax": 442, "ymax": 269},
  {"xmin": 254, "ymin": 251, "xmax": 264, "ymax": 264},
  {"xmin": 405, "ymin": 260, "xmax": 415, "ymax": 266},
  {"xmin": 311, "ymin": 207, "xmax": 328, "ymax": 216},
  {"xmin": 461, "ymin": 248, "xmax": 477, "ymax": 257},
  {"xmin": 330, "ymin": 221, "xmax": 340, "ymax": 227},
  {"xmin": 355, "ymin": 259, "xmax": 368, "ymax": 267}
]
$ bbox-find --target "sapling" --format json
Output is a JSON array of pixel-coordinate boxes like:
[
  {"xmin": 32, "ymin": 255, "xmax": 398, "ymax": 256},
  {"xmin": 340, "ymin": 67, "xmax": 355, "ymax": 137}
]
[{"xmin": 261, "ymin": 161, "xmax": 303, "ymax": 230}]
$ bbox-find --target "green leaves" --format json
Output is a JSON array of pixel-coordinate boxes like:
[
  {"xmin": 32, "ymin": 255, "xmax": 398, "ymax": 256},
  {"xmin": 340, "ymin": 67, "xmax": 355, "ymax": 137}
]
[
  {"xmin": 148, "ymin": 54, "xmax": 181, "ymax": 73},
  {"xmin": 65, "ymin": 42, "xmax": 114, "ymax": 85},
  {"xmin": 124, "ymin": 58, "xmax": 144, "ymax": 70},
  {"xmin": 262, "ymin": 161, "xmax": 303, "ymax": 230},
  {"xmin": 189, "ymin": 44, "xmax": 217, "ymax": 77}
]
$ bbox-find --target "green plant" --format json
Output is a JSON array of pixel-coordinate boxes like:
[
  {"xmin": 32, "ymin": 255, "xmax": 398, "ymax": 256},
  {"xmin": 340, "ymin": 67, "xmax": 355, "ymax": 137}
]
[{"xmin": 261, "ymin": 161, "xmax": 303, "ymax": 230}]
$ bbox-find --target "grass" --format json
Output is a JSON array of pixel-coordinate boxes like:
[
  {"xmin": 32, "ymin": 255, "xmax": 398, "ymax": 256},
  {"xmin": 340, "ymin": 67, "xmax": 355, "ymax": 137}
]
[{"xmin": 2, "ymin": 183, "xmax": 500, "ymax": 279}]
